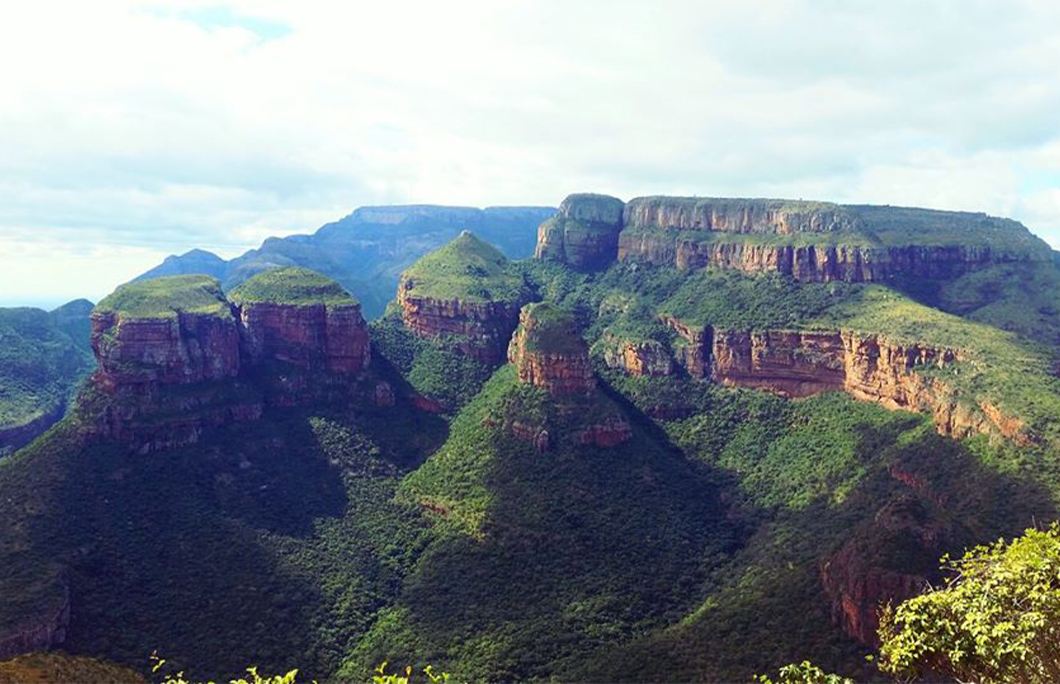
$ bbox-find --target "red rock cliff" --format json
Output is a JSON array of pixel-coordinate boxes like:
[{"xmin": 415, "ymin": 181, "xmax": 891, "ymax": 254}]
[
  {"xmin": 507, "ymin": 304, "xmax": 596, "ymax": 398},
  {"xmin": 238, "ymin": 301, "xmax": 370, "ymax": 374}
]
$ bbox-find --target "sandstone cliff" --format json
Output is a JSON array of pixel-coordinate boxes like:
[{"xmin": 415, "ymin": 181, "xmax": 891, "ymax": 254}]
[
  {"xmin": 85, "ymin": 270, "xmax": 377, "ymax": 451},
  {"xmin": 820, "ymin": 495, "xmax": 949, "ymax": 646},
  {"xmin": 508, "ymin": 303, "xmax": 596, "ymax": 398},
  {"xmin": 650, "ymin": 316, "xmax": 1027, "ymax": 443},
  {"xmin": 506, "ymin": 303, "xmax": 631, "ymax": 449},
  {"xmin": 534, "ymin": 193, "xmax": 625, "ymax": 270},
  {"xmin": 398, "ymin": 231, "xmax": 530, "ymax": 364},
  {"xmin": 536, "ymin": 193, "xmax": 1050, "ymax": 281}
]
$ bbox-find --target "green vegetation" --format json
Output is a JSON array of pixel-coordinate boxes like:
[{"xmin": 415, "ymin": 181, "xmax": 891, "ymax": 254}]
[
  {"xmin": 0, "ymin": 306, "xmax": 94, "ymax": 454},
  {"xmin": 228, "ymin": 267, "xmax": 358, "ymax": 308},
  {"xmin": 516, "ymin": 302, "xmax": 585, "ymax": 355},
  {"xmin": 371, "ymin": 309, "xmax": 494, "ymax": 409},
  {"xmin": 852, "ymin": 204, "xmax": 1052, "ymax": 253},
  {"xmin": 879, "ymin": 524, "xmax": 1060, "ymax": 683},
  {"xmin": 399, "ymin": 232, "xmax": 529, "ymax": 303},
  {"xmin": 95, "ymin": 275, "xmax": 230, "ymax": 319}
]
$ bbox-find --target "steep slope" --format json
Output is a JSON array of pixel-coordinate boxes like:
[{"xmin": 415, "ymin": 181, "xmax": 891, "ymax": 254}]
[
  {"xmin": 0, "ymin": 269, "xmax": 447, "ymax": 680},
  {"xmin": 0, "ymin": 302, "xmax": 95, "ymax": 456},
  {"xmin": 135, "ymin": 205, "xmax": 555, "ymax": 319},
  {"xmin": 538, "ymin": 193, "xmax": 1052, "ymax": 284}
]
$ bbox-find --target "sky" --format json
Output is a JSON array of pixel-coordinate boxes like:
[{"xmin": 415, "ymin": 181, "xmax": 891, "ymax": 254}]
[{"xmin": 1, "ymin": 0, "xmax": 1059, "ymax": 307}]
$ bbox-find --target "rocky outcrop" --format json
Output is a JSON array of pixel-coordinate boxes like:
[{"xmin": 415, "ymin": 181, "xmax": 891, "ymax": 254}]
[
  {"xmin": 85, "ymin": 271, "xmax": 379, "ymax": 452},
  {"xmin": 622, "ymin": 196, "xmax": 859, "ymax": 234},
  {"xmin": 397, "ymin": 287, "xmax": 522, "ymax": 365},
  {"xmin": 91, "ymin": 310, "xmax": 241, "ymax": 391},
  {"xmin": 238, "ymin": 301, "xmax": 370, "ymax": 374},
  {"xmin": 820, "ymin": 496, "xmax": 949, "ymax": 646},
  {"xmin": 617, "ymin": 237, "xmax": 1032, "ymax": 283},
  {"xmin": 599, "ymin": 337, "xmax": 673, "ymax": 377},
  {"xmin": 534, "ymin": 194, "xmax": 625, "ymax": 269},
  {"xmin": 507, "ymin": 304, "xmax": 596, "ymax": 398},
  {"xmin": 656, "ymin": 316, "xmax": 1027, "ymax": 443},
  {"xmin": 536, "ymin": 193, "xmax": 1049, "ymax": 280},
  {"xmin": 572, "ymin": 418, "xmax": 634, "ymax": 447}
]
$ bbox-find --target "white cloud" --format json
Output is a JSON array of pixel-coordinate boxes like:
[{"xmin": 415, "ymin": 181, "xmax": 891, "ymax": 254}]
[{"xmin": 1, "ymin": 0, "xmax": 1059, "ymax": 304}]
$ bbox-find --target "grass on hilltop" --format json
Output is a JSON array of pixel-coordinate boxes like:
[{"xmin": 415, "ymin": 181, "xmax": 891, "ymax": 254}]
[
  {"xmin": 94, "ymin": 275, "xmax": 231, "ymax": 319},
  {"xmin": 399, "ymin": 232, "xmax": 529, "ymax": 304},
  {"xmin": 228, "ymin": 267, "xmax": 358, "ymax": 308}
]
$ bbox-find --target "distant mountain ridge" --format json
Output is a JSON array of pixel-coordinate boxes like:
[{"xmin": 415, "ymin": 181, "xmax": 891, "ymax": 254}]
[{"xmin": 134, "ymin": 204, "xmax": 556, "ymax": 319}]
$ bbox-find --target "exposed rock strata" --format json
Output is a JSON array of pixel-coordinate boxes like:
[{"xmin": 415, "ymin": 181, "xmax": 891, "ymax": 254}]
[
  {"xmin": 657, "ymin": 317, "xmax": 1026, "ymax": 443},
  {"xmin": 238, "ymin": 301, "xmax": 370, "ymax": 373},
  {"xmin": 536, "ymin": 193, "xmax": 1048, "ymax": 280},
  {"xmin": 397, "ymin": 283, "xmax": 522, "ymax": 364},
  {"xmin": 91, "ymin": 310, "xmax": 241, "ymax": 391},
  {"xmin": 507, "ymin": 306, "xmax": 596, "ymax": 398},
  {"xmin": 534, "ymin": 193, "xmax": 625, "ymax": 269},
  {"xmin": 820, "ymin": 496, "xmax": 949, "ymax": 646},
  {"xmin": 600, "ymin": 337, "xmax": 673, "ymax": 377}
]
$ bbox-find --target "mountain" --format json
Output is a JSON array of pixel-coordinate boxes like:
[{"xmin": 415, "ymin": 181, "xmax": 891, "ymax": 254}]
[
  {"xmin": 134, "ymin": 205, "xmax": 556, "ymax": 320},
  {"xmin": 2, "ymin": 193, "xmax": 1060, "ymax": 682},
  {"xmin": 0, "ymin": 300, "xmax": 95, "ymax": 456}
]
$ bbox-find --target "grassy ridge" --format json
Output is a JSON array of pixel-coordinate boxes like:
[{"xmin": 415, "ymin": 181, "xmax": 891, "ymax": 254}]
[
  {"xmin": 399, "ymin": 232, "xmax": 528, "ymax": 303},
  {"xmin": 228, "ymin": 267, "xmax": 358, "ymax": 308},
  {"xmin": 95, "ymin": 275, "xmax": 230, "ymax": 319}
]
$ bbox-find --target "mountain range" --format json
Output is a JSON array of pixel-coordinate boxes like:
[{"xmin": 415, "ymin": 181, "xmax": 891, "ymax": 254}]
[{"xmin": 1, "ymin": 192, "xmax": 1059, "ymax": 682}]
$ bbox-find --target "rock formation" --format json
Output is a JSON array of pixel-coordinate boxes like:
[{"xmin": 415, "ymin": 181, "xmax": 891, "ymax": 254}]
[
  {"xmin": 534, "ymin": 193, "xmax": 626, "ymax": 269},
  {"xmin": 398, "ymin": 231, "xmax": 530, "ymax": 364},
  {"xmin": 506, "ymin": 303, "xmax": 631, "ymax": 449},
  {"xmin": 600, "ymin": 337, "xmax": 674, "ymax": 377},
  {"xmin": 820, "ymin": 495, "xmax": 950, "ymax": 647},
  {"xmin": 654, "ymin": 316, "xmax": 1027, "ymax": 443},
  {"xmin": 85, "ymin": 270, "xmax": 376, "ymax": 452},
  {"xmin": 536, "ymin": 193, "xmax": 1051, "ymax": 281},
  {"xmin": 508, "ymin": 303, "xmax": 596, "ymax": 398}
]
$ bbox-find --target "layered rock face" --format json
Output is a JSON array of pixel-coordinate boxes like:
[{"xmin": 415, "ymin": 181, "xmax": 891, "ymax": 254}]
[
  {"xmin": 397, "ymin": 231, "xmax": 529, "ymax": 364},
  {"xmin": 508, "ymin": 304, "xmax": 596, "ymax": 398},
  {"xmin": 536, "ymin": 193, "xmax": 1048, "ymax": 281},
  {"xmin": 820, "ymin": 495, "xmax": 949, "ymax": 646},
  {"xmin": 397, "ymin": 284, "xmax": 522, "ymax": 364},
  {"xmin": 86, "ymin": 271, "xmax": 375, "ymax": 451},
  {"xmin": 599, "ymin": 337, "xmax": 674, "ymax": 377},
  {"xmin": 534, "ymin": 193, "xmax": 625, "ymax": 269},
  {"xmin": 91, "ymin": 310, "xmax": 241, "ymax": 391},
  {"xmin": 656, "ymin": 317, "xmax": 1025, "ymax": 442},
  {"xmin": 237, "ymin": 302, "xmax": 370, "ymax": 373},
  {"xmin": 622, "ymin": 196, "xmax": 859, "ymax": 234}
]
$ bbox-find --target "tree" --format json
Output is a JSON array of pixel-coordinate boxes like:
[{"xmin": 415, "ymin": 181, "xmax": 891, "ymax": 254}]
[{"xmin": 878, "ymin": 523, "xmax": 1060, "ymax": 683}]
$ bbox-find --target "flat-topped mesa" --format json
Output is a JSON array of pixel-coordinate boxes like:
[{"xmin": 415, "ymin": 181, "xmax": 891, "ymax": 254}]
[
  {"xmin": 91, "ymin": 275, "xmax": 241, "ymax": 391},
  {"xmin": 508, "ymin": 303, "xmax": 595, "ymax": 398},
  {"xmin": 534, "ymin": 193, "xmax": 625, "ymax": 269},
  {"xmin": 537, "ymin": 193, "xmax": 1051, "ymax": 281},
  {"xmin": 229, "ymin": 267, "xmax": 370, "ymax": 374},
  {"xmin": 398, "ymin": 231, "xmax": 531, "ymax": 364},
  {"xmin": 622, "ymin": 196, "xmax": 860, "ymax": 234}
]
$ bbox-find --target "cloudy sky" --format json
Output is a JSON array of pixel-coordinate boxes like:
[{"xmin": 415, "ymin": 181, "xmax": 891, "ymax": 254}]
[{"xmin": 1, "ymin": 0, "xmax": 1059, "ymax": 306}]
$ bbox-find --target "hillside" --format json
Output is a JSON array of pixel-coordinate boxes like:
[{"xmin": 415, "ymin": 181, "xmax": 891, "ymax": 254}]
[
  {"xmin": 134, "ymin": 205, "xmax": 555, "ymax": 319},
  {"xmin": 2, "ymin": 193, "xmax": 1060, "ymax": 682},
  {"xmin": 0, "ymin": 301, "xmax": 95, "ymax": 457}
]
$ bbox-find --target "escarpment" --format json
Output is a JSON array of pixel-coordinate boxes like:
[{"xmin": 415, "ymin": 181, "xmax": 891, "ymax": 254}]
[
  {"xmin": 650, "ymin": 317, "xmax": 1027, "ymax": 443},
  {"xmin": 86, "ymin": 270, "xmax": 375, "ymax": 451},
  {"xmin": 398, "ymin": 231, "xmax": 530, "ymax": 363},
  {"xmin": 536, "ymin": 193, "xmax": 1050, "ymax": 281}
]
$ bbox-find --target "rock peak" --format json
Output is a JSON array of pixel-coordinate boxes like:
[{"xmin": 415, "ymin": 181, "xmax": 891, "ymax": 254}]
[{"xmin": 508, "ymin": 303, "xmax": 595, "ymax": 397}]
